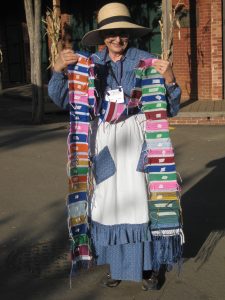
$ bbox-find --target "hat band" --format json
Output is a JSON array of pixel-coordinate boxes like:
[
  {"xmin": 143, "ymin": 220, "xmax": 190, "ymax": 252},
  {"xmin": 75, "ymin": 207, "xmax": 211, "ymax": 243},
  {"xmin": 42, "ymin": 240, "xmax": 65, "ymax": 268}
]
[{"xmin": 98, "ymin": 16, "xmax": 132, "ymax": 28}]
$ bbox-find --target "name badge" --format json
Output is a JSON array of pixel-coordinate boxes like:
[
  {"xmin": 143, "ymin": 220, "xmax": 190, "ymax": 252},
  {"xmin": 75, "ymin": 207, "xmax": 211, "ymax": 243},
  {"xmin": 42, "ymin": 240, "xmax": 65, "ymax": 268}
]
[{"xmin": 105, "ymin": 87, "xmax": 124, "ymax": 103}]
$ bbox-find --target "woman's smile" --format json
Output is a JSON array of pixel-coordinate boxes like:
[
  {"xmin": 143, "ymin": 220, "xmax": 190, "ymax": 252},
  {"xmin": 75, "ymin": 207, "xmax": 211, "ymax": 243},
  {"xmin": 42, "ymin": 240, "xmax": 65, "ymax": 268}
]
[{"xmin": 104, "ymin": 36, "xmax": 129, "ymax": 56}]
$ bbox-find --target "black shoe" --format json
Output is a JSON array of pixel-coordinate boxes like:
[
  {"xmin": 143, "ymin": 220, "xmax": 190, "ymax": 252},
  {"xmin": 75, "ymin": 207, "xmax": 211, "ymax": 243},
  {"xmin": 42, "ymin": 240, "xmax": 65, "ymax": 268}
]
[
  {"xmin": 101, "ymin": 273, "xmax": 121, "ymax": 288},
  {"xmin": 142, "ymin": 271, "xmax": 158, "ymax": 291}
]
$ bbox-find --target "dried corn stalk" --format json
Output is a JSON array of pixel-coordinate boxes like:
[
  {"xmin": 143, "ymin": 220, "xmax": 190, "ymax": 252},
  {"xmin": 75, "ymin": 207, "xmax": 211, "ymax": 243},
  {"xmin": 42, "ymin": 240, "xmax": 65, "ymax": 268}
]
[
  {"xmin": 42, "ymin": 7, "xmax": 61, "ymax": 69},
  {"xmin": 160, "ymin": 0, "xmax": 185, "ymax": 61}
]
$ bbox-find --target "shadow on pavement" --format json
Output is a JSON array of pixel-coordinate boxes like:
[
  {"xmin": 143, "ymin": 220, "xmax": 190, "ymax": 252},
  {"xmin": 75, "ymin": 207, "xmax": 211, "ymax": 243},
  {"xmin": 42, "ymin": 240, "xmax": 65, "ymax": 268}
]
[
  {"xmin": 182, "ymin": 156, "xmax": 225, "ymax": 260},
  {"xmin": 0, "ymin": 199, "xmax": 68, "ymax": 299},
  {"xmin": 0, "ymin": 199, "xmax": 107, "ymax": 300},
  {"xmin": 0, "ymin": 94, "xmax": 69, "ymax": 127},
  {"xmin": 0, "ymin": 125, "xmax": 68, "ymax": 149}
]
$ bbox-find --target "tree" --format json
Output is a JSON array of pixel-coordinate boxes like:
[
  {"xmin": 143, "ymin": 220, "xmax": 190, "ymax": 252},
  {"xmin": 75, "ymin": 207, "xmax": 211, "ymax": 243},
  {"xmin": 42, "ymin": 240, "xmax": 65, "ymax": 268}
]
[{"xmin": 24, "ymin": 0, "xmax": 44, "ymax": 124}]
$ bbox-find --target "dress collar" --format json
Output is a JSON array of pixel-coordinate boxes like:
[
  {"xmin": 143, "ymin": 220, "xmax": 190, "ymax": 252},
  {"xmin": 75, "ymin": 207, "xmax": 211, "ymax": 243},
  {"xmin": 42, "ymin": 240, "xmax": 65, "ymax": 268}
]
[{"xmin": 96, "ymin": 46, "xmax": 136, "ymax": 63}]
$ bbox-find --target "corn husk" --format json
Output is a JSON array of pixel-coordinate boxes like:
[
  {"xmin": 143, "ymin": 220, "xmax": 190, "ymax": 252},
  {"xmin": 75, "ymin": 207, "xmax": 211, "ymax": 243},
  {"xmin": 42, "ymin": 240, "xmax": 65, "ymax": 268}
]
[
  {"xmin": 42, "ymin": 7, "xmax": 61, "ymax": 69},
  {"xmin": 159, "ymin": 0, "xmax": 185, "ymax": 61}
]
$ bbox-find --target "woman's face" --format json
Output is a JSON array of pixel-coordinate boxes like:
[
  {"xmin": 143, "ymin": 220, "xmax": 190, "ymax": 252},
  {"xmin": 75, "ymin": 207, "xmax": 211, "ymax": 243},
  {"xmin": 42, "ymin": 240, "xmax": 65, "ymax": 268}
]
[{"xmin": 103, "ymin": 30, "xmax": 129, "ymax": 55}]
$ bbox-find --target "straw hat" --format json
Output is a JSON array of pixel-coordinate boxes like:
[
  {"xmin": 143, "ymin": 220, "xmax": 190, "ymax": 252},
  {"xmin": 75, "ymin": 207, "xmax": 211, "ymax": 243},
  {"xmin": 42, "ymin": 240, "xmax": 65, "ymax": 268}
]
[{"xmin": 81, "ymin": 2, "xmax": 151, "ymax": 46}]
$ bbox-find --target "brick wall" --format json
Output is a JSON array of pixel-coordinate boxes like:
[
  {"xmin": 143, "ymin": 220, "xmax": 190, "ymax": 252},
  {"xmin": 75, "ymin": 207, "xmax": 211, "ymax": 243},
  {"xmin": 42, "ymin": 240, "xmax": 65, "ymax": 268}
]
[
  {"xmin": 211, "ymin": 0, "xmax": 223, "ymax": 100},
  {"xmin": 172, "ymin": 0, "xmax": 223, "ymax": 102},
  {"xmin": 169, "ymin": 116, "xmax": 225, "ymax": 125},
  {"xmin": 197, "ymin": 0, "xmax": 212, "ymax": 101}
]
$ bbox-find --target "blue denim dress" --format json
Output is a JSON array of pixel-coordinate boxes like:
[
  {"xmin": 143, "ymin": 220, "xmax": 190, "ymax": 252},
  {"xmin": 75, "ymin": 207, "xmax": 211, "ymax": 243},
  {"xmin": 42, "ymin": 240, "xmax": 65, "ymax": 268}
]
[{"xmin": 48, "ymin": 47, "xmax": 181, "ymax": 281}]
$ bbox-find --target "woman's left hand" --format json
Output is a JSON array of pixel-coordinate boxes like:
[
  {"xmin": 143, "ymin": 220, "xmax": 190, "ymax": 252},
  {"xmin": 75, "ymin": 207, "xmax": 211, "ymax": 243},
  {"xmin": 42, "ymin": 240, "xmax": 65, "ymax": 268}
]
[{"xmin": 153, "ymin": 59, "xmax": 175, "ymax": 84}]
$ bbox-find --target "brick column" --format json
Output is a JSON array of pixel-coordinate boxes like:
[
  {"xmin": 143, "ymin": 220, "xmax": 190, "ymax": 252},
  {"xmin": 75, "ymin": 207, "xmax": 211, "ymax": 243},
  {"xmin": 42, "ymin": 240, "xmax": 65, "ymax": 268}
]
[
  {"xmin": 211, "ymin": 0, "xmax": 223, "ymax": 100},
  {"xmin": 197, "ymin": 0, "xmax": 212, "ymax": 100},
  {"xmin": 172, "ymin": 0, "xmax": 223, "ymax": 101}
]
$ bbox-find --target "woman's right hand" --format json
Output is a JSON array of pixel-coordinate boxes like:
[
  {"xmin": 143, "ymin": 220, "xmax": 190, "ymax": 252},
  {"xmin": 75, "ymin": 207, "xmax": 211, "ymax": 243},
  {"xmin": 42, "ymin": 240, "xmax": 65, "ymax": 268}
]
[{"xmin": 53, "ymin": 49, "xmax": 79, "ymax": 72}]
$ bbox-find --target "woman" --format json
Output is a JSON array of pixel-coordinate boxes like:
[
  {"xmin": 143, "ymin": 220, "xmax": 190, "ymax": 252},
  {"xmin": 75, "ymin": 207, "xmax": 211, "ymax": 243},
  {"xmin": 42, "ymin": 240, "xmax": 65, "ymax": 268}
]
[{"xmin": 48, "ymin": 2, "xmax": 182, "ymax": 291}]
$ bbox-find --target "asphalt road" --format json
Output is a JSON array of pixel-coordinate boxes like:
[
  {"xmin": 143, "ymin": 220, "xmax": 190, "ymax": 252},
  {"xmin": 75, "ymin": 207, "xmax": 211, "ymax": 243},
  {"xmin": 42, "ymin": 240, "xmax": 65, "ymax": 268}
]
[{"xmin": 1, "ymin": 95, "xmax": 225, "ymax": 300}]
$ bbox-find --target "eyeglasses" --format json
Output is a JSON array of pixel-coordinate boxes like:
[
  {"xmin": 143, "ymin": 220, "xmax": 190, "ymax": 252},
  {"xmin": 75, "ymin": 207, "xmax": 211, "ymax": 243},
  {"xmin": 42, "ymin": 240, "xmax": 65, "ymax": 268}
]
[{"xmin": 102, "ymin": 31, "xmax": 129, "ymax": 39}]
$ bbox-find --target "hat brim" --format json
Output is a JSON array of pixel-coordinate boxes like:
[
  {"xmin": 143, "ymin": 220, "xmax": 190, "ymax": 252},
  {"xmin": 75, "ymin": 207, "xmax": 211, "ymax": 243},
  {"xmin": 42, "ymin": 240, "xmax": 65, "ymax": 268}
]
[{"xmin": 81, "ymin": 22, "xmax": 151, "ymax": 46}]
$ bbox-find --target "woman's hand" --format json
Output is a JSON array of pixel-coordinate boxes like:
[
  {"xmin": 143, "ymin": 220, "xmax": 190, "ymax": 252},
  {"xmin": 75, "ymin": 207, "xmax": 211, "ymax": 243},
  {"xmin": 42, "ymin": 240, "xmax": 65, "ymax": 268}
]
[
  {"xmin": 153, "ymin": 59, "xmax": 176, "ymax": 84},
  {"xmin": 54, "ymin": 49, "xmax": 79, "ymax": 73}
]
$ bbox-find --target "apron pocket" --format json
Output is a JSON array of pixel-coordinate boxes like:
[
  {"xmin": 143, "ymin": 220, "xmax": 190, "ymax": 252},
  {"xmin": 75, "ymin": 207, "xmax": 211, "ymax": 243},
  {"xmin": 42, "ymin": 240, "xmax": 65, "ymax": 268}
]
[{"xmin": 93, "ymin": 146, "xmax": 116, "ymax": 184}]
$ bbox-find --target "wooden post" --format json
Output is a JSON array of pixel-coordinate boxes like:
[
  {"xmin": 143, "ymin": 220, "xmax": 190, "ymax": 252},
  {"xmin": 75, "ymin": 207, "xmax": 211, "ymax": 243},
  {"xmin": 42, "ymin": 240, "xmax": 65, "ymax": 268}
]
[
  {"xmin": 24, "ymin": 0, "xmax": 44, "ymax": 124},
  {"xmin": 53, "ymin": 0, "xmax": 61, "ymax": 17},
  {"xmin": 24, "ymin": 0, "xmax": 34, "ymax": 83},
  {"xmin": 53, "ymin": 0, "xmax": 62, "ymax": 38},
  {"xmin": 161, "ymin": 0, "xmax": 173, "ymax": 60},
  {"xmin": 33, "ymin": 0, "xmax": 43, "ymax": 123}
]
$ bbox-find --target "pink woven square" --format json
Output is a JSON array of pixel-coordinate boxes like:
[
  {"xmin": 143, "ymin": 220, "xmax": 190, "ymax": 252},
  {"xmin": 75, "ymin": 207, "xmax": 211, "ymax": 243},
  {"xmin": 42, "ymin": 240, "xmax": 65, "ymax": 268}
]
[
  {"xmin": 69, "ymin": 93, "xmax": 89, "ymax": 104},
  {"xmin": 149, "ymin": 148, "xmax": 174, "ymax": 157},
  {"xmin": 70, "ymin": 123, "xmax": 89, "ymax": 134},
  {"xmin": 149, "ymin": 181, "xmax": 178, "ymax": 191},
  {"xmin": 88, "ymin": 88, "xmax": 95, "ymax": 97},
  {"xmin": 146, "ymin": 120, "xmax": 169, "ymax": 131},
  {"xmin": 138, "ymin": 58, "xmax": 158, "ymax": 68}
]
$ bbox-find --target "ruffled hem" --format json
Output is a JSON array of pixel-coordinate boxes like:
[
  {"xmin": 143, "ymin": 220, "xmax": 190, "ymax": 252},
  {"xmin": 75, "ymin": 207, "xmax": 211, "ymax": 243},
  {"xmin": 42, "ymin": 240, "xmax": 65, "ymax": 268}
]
[
  {"xmin": 93, "ymin": 236, "xmax": 183, "ymax": 280},
  {"xmin": 91, "ymin": 221, "xmax": 151, "ymax": 246}
]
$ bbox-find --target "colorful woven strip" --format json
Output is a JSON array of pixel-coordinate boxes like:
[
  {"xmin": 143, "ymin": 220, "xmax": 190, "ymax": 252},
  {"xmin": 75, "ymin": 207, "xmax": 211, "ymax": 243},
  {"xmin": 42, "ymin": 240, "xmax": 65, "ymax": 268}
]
[
  {"xmin": 134, "ymin": 58, "xmax": 184, "ymax": 268},
  {"xmin": 67, "ymin": 53, "xmax": 96, "ymax": 271},
  {"xmin": 67, "ymin": 54, "xmax": 184, "ymax": 272}
]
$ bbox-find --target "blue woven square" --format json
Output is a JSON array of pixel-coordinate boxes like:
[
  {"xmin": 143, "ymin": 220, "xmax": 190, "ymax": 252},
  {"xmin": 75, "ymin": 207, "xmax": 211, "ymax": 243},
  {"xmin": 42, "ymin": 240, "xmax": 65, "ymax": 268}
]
[{"xmin": 93, "ymin": 146, "xmax": 116, "ymax": 184}]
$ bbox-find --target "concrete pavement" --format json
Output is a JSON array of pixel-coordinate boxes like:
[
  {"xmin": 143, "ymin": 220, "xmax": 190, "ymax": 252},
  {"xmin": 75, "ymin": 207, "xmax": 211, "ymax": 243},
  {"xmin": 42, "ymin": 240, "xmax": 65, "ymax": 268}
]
[{"xmin": 1, "ymin": 94, "xmax": 225, "ymax": 299}]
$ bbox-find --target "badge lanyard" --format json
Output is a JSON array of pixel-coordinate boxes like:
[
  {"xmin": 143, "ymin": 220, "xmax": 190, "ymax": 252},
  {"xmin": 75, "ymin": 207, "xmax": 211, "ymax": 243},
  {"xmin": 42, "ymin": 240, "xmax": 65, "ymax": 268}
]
[
  {"xmin": 103, "ymin": 48, "xmax": 130, "ymax": 100},
  {"xmin": 107, "ymin": 61, "xmax": 123, "ymax": 88},
  {"xmin": 107, "ymin": 61, "xmax": 131, "ymax": 99},
  {"xmin": 105, "ymin": 61, "xmax": 125, "ymax": 103}
]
